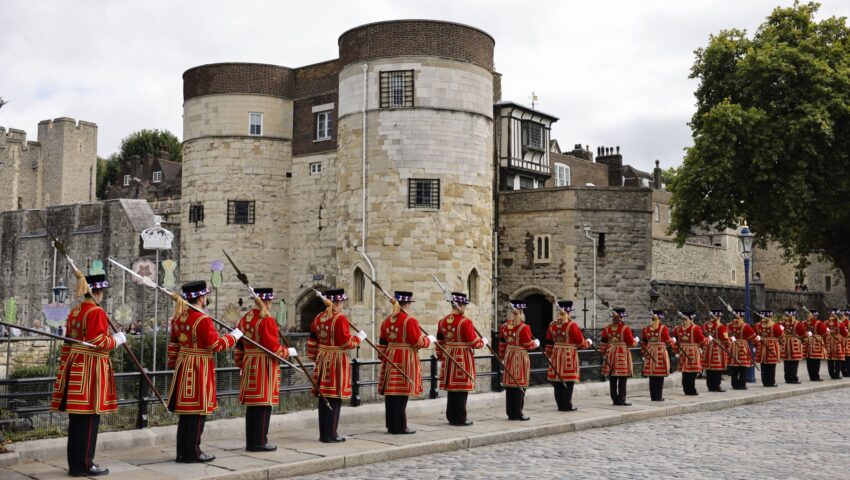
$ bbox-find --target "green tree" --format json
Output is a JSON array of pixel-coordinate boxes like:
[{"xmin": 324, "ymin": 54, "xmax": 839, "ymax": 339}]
[
  {"xmin": 119, "ymin": 129, "xmax": 182, "ymax": 163},
  {"xmin": 670, "ymin": 2, "xmax": 850, "ymax": 300},
  {"xmin": 661, "ymin": 166, "xmax": 680, "ymax": 187},
  {"xmin": 96, "ymin": 153, "xmax": 122, "ymax": 199}
]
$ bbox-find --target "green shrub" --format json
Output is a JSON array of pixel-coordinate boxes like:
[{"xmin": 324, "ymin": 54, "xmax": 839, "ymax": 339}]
[{"xmin": 10, "ymin": 364, "xmax": 51, "ymax": 379}]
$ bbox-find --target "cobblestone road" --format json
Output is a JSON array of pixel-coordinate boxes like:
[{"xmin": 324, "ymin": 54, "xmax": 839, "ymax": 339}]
[{"xmin": 292, "ymin": 388, "xmax": 850, "ymax": 480}]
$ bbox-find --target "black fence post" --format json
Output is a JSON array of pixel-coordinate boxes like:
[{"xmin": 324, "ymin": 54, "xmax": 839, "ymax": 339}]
[
  {"xmin": 350, "ymin": 358, "xmax": 361, "ymax": 407},
  {"xmin": 136, "ymin": 370, "xmax": 149, "ymax": 429},
  {"xmin": 429, "ymin": 355, "xmax": 438, "ymax": 399},
  {"xmin": 491, "ymin": 329, "xmax": 502, "ymax": 393}
]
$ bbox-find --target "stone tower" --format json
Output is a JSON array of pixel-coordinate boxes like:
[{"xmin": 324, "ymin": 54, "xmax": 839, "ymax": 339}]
[{"xmin": 180, "ymin": 20, "xmax": 496, "ymax": 342}]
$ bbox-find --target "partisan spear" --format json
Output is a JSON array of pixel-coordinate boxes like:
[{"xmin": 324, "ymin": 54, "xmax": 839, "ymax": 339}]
[
  {"xmin": 430, "ymin": 274, "xmax": 523, "ymax": 388},
  {"xmin": 36, "ymin": 214, "xmax": 168, "ymax": 409},
  {"xmin": 0, "ymin": 320, "xmax": 96, "ymax": 348},
  {"xmin": 540, "ymin": 298, "xmax": 590, "ymax": 386},
  {"xmin": 593, "ymin": 293, "xmax": 644, "ymax": 368},
  {"xmin": 107, "ymin": 258, "xmax": 305, "ymax": 375},
  {"xmin": 717, "ymin": 297, "xmax": 760, "ymax": 370},
  {"xmin": 799, "ymin": 304, "xmax": 830, "ymax": 353},
  {"xmin": 311, "ymin": 288, "xmax": 415, "ymax": 387},
  {"xmin": 358, "ymin": 270, "xmax": 475, "ymax": 382},
  {"xmin": 221, "ymin": 250, "xmax": 331, "ymax": 409}
]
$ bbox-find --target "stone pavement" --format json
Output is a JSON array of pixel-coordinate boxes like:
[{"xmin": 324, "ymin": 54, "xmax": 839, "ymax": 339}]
[{"xmin": 2, "ymin": 368, "xmax": 848, "ymax": 480}]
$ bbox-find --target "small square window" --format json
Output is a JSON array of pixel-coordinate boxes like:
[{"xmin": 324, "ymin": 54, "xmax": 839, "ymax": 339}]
[
  {"xmin": 227, "ymin": 200, "xmax": 255, "ymax": 225},
  {"xmin": 408, "ymin": 179, "xmax": 440, "ymax": 209},
  {"xmin": 534, "ymin": 235, "xmax": 551, "ymax": 264},
  {"xmin": 189, "ymin": 203, "xmax": 204, "ymax": 224},
  {"xmin": 310, "ymin": 162, "xmax": 322, "ymax": 175},
  {"xmin": 123, "ymin": 175, "xmax": 131, "ymax": 187},
  {"xmin": 316, "ymin": 112, "xmax": 332, "ymax": 140},
  {"xmin": 153, "ymin": 171, "xmax": 163, "ymax": 183},
  {"xmin": 249, "ymin": 113, "xmax": 263, "ymax": 136},
  {"xmin": 380, "ymin": 70, "xmax": 414, "ymax": 108}
]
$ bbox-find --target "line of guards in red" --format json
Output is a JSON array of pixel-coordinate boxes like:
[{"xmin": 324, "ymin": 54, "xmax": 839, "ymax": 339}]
[{"xmin": 48, "ymin": 272, "xmax": 850, "ymax": 476}]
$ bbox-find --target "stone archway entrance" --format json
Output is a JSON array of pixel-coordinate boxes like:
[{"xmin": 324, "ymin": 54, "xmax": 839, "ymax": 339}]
[
  {"xmin": 299, "ymin": 296, "xmax": 326, "ymax": 332},
  {"xmin": 524, "ymin": 293, "xmax": 553, "ymax": 384}
]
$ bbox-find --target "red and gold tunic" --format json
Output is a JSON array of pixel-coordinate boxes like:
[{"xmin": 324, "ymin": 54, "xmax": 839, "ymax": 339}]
[
  {"xmin": 378, "ymin": 311, "xmax": 429, "ymax": 397},
  {"xmin": 51, "ymin": 300, "xmax": 118, "ymax": 414},
  {"xmin": 781, "ymin": 318, "xmax": 805, "ymax": 361},
  {"xmin": 307, "ymin": 310, "xmax": 361, "ymax": 399},
  {"xmin": 803, "ymin": 318, "xmax": 828, "ymax": 359},
  {"xmin": 754, "ymin": 320, "xmax": 784, "ymax": 364},
  {"xmin": 640, "ymin": 323, "xmax": 672, "ymax": 376},
  {"xmin": 167, "ymin": 309, "xmax": 238, "ymax": 414},
  {"xmin": 824, "ymin": 318, "xmax": 848, "ymax": 361},
  {"xmin": 671, "ymin": 323, "xmax": 706, "ymax": 372},
  {"xmin": 498, "ymin": 320, "xmax": 536, "ymax": 388},
  {"xmin": 545, "ymin": 318, "xmax": 588, "ymax": 382},
  {"xmin": 600, "ymin": 322, "xmax": 635, "ymax": 377},
  {"xmin": 842, "ymin": 318, "xmax": 850, "ymax": 357},
  {"xmin": 234, "ymin": 308, "xmax": 288, "ymax": 406},
  {"xmin": 727, "ymin": 321, "xmax": 757, "ymax": 367},
  {"xmin": 701, "ymin": 320, "xmax": 730, "ymax": 370},
  {"xmin": 437, "ymin": 313, "xmax": 485, "ymax": 392}
]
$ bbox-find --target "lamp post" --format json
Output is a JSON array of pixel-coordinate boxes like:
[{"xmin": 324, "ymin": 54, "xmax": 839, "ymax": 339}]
[
  {"xmin": 738, "ymin": 225, "xmax": 755, "ymax": 383},
  {"xmin": 584, "ymin": 224, "xmax": 597, "ymax": 331},
  {"xmin": 44, "ymin": 280, "xmax": 71, "ymax": 377}
]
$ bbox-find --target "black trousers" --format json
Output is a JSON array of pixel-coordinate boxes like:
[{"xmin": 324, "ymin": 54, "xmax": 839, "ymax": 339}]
[
  {"xmin": 827, "ymin": 360, "xmax": 843, "ymax": 379},
  {"xmin": 384, "ymin": 396, "xmax": 410, "ymax": 433},
  {"xmin": 806, "ymin": 358, "xmax": 822, "ymax": 381},
  {"xmin": 682, "ymin": 372, "xmax": 698, "ymax": 395},
  {"xmin": 318, "ymin": 398, "xmax": 342, "ymax": 441},
  {"xmin": 730, "ymin": 366, "xmax": 748, "ymax": 389},
  {"xmin": 843, "ymin": 357, "xmax": 850, "ymax": 377},
  {"xmin": 760, "ymin": 364, "xmax": 777, "ymax": 386},
  {"xmin": 706, "ymin": 370, "xmax": 723, "ymax": 391},
  {"xmin": 553, "ymin": 381, "xmax": 575, "ymax": 410},
  {"xmin": 505, "ymin": 387, "xmax": 525, "ymax": 419},
  {"xmin": 446, "ymin": 391, "xmax": 469, "ymax": 424},
  {"xmin": 67, "ymin": 414, "xmax": 100, "ymax": 474},
  {"xmin": 608, "ymin": 376, "xmax": 628, "ymax": 404},
  {"xmin": 245, "ymin": 405, "xmax": 272, "ymax": 449},
  {"xmin": 784, "ymin": 360, "xmax": 800, "ymax": 383},
  {"xmin": 648, "ymin": 376, "xmax": 665, "ymax": 400},
  {"xmin": 176, "ymin": 414, "xmax": 206, "ymax": 461}
]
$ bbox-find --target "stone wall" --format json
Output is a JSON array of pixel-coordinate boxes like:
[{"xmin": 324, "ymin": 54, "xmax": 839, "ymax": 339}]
[
  {"xmin": 0, "ymin": 200, "xmax": 161, "ymax": 334},
  {"xmin": 183, "ymin": 95, "xmax": 293, "ymax": 140},
  {"xmin": 0, "ymin": 338, "xmax": 53, "ymax": 378},
  {"xmin": 498, "ymin": 187, "xmax": 653, "ymax": 329},
  {"xmin": 653, "ymin": 239, "xmax": 741, "ymax": 286}
]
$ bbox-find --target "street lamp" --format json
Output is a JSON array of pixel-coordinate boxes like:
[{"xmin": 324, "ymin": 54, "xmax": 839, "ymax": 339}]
[
  {"xmin": 584, "ymin": 224, "xmax": 597, "ymax": 331},
  {"xmin": 738, "ymin": 225, "xmax": 755, "ymax": 382},
  {"xmin": 52, "ymin": 280, "xmax": 69, "ymax": 304}
]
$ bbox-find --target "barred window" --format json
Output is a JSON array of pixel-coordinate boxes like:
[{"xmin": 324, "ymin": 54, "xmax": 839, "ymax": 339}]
[
  {"xmin": 522, "ymin": 121, "xmax": 544, "ymax": 150},
  {"xmin": 227, "ymin": 200, "xmax": 255, "ymax": 224},
  {"xmin": 380, "ymin": 70, "xmax": 414, "ymax": 108},
  {"xmin": 188, "ymin": 203, "xmax": 204, "ymax": 224},
  {"xmin": 408, "ymin": 179, "xmax": 440, "ymax": 209},
  {"xmin": 123, "ymin": 175, "xmax": 131, "ymax": 186}
]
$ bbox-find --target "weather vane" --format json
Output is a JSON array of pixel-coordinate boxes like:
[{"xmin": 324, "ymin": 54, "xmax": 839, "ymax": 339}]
[{"xmin": 529, "ymin": 91, "xmax": 538, "ymax": 109}]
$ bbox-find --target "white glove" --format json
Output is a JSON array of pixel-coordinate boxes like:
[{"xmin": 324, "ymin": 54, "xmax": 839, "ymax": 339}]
[
  {"xmin": 675, "ymin": 354, "xmax": 680, "ymax": 359},
  {"xmin": 807, "ymin": 331, "xmax": 813, "ymax": 337},
  {"xmin": 586, "ymin": 338, "xmax": 594, "ymax": 346},
  {"xmin": 826, "ymin": 328, "xmax": 831, "ymax": 334},
  {"xmin": 730, "ymin": 336, "xmax": 736, "ymax": 342},
  {"xmin": 632, "ymin": 339, "xmax": 639, "ymax": 347},
  {"xmin": 708, "ymin": 335, "xmax": 714, "ymax": 341},
  {"xmin": 779, "ymin": 325, "xmax": 785, "ymax": 332},
  {"xmin": 481, "ymin": 337, "xmax": 489, "ymax": 347},
  {"xmin": 287, "ymin": 347, "xmax": 298, "ymax": 357},
  {"xmin": 532, "ymin": 339, "xmax": 541, "ymax": 349},
  {"xmin": 670, "ymin": 337, "xmax": 677, "ymax": 344},
  {"xmin": 230, "ymin": 328, "xmax": 243, "ymax": 341},
  {"xmin": 111, "ymin": 332, "xmax": 127, "ymax": 346},
  {"xmin": 356, "ymin": 330, "xmax": 367, "ymax": 341},
  {"xmin": 755, "ymin": 335, "xmax": 762, "ymax": 342},
  {"xmin": 427, "ymin": 334, "xmax": 437, "ymax": 344}
]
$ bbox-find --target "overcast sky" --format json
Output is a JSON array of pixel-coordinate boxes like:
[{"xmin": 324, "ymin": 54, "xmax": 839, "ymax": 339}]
[{"xmin": 2, "ymin": 0, "xmax": 849, "ymax": 172}]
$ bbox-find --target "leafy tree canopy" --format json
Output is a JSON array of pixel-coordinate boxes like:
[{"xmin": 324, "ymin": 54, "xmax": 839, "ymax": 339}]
[
  {"xmin": 119, "ymin": 129, "xmax": 182, "ymax": 163},
  {"xmin": 670, "ymin": 2, "xmax": 850, "ymax": 299}
]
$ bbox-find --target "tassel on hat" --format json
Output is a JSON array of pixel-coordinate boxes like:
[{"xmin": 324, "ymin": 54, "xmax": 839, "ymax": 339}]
[
  {"xmin": 74, "ymin": 270, "xmax": 88, "ymax": 298},
  {"xmin": 170, "ymin": 292, "xmax": 186, "ymax": 319}
]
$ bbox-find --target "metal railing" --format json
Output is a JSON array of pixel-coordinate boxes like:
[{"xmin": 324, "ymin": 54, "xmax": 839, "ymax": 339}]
[{"xmin": 0, "ymin": 340, "xmax": 663, "ymax": 442}]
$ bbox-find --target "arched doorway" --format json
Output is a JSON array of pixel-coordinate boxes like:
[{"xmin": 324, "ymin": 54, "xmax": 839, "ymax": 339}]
[
  {"xmin": 524, "ymin": 293, "xmax": 553, "ymax": 384},
  {"xmin": 299, "ymin": 296, "xmax": 326, "ymax": 332}
]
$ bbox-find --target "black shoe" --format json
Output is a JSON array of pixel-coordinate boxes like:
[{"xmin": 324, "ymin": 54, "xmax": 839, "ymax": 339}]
[
  {"xmin": 513, "ymin": 415, "xmax": 531, "ymax": 421},
  {"xmin": 811, "ymin": 378, "xmax": 823, "ymax": 382},
  {"xmin": 70, "ymin": 465, "xmax": 110, "ymax": 477},
  {"xmin": 450, "ymin": 420, "xmax": 474, "ymax": 426},
  {"xmin": 651, "ymin": 398, "xmax": 665, "ymax": 402},
  {"xmin": 617, "ymin": 402, "xmax": 632, "ymax": 406},
  {"xmin": 787, "ymin": 380, "xmax": 801, "ymax": 384},
  {"xmin": 399, "ymin": 428, "xmax": 416, "ymax": 434},
  {"xmin": 709, "ymin": 388, "xmax": 726, "ymax": 392},
  {"xmin": 558, "ymin": 406, "xmax": 578, "ymax": 411},
  {"xmin": 175, "ymin": 455, "xmax": 184, "ymax": 463},
  {"xmin": 764, "ymin": 384, "xmax": 778, "ymax": 388},
  {"xmin": 186, "ymin": 452, "xmax": 216, "ymax": 463},
  {"xmin": 247, "ymin": 443, "xmax": 277, "ymax": 452},
  {"xmin": 685, "ymin": 392, "xmax": 699, "ymax": 396}
]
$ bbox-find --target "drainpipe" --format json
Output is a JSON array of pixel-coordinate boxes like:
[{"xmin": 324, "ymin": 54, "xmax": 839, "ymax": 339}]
[
  {"xmin": 358, "ymin": 63, "xmax": 376, "ymax": 360},
  {"xmin": 584, "ymin": 225, "xmax": 597, "ymax": 331}
]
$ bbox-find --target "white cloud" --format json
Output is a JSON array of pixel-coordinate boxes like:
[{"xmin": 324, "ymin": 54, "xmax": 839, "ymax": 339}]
[{"xmin": 1, "ymin": 0, "xmax": 848, "ymax": 172}]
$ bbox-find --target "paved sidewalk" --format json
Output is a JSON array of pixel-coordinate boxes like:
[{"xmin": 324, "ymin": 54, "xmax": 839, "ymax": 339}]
[{"xmin": 2, "ymin": 370, "xmax": 848, "ymax": 479}]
